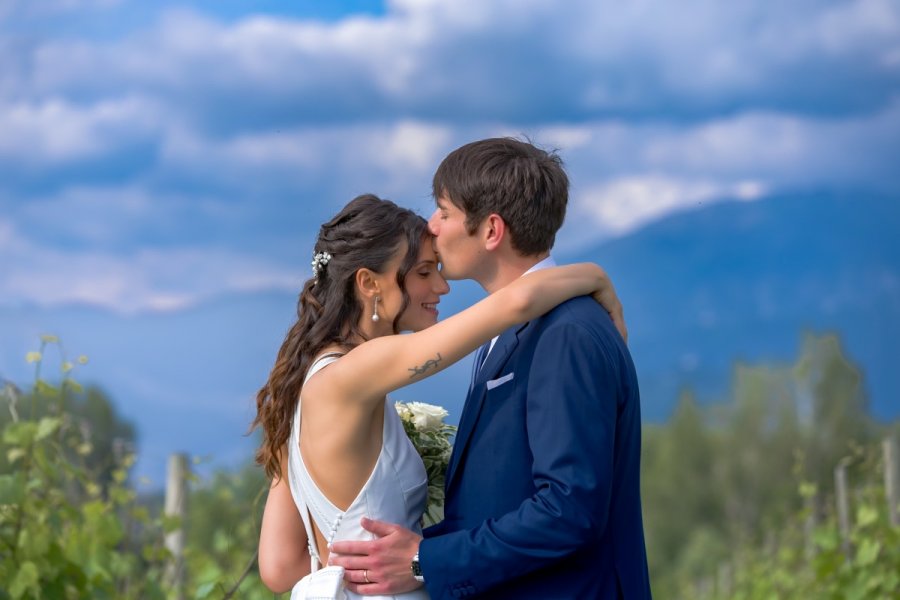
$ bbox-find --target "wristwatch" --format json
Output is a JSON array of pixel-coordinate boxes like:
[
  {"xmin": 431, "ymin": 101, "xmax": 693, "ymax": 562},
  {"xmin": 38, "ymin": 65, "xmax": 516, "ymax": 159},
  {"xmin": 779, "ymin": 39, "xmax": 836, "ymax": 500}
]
[{"xmin": 411, "ymin": 552, "xmax": 425, "ymax": 583}]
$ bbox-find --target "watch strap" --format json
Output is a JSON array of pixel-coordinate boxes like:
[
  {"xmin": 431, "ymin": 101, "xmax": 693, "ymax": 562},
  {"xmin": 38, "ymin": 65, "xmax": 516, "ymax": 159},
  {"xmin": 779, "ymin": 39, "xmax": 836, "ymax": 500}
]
[{"xmin": 411, "ymin": 552, "xmax": 425, "ymax": 583}]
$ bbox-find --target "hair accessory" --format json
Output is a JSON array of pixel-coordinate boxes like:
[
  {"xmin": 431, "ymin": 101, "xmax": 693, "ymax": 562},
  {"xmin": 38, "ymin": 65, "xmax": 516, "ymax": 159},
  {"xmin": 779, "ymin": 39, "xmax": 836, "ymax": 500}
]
[
  {"xmin": 371, "ymin": 296, "xmax": 381, "ymax": 322},
  {"xmin": 311, "ymin": 251, "xmax": 332, "ymax": 278}
]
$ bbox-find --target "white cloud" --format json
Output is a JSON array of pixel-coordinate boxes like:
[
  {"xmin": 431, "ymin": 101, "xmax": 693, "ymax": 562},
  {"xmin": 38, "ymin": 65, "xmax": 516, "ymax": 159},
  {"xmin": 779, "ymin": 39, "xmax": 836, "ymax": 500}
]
[
  {"xmin": 559, "ymin": 99, "xmax": 900, "ymax": 241},
  {"xmin": 0, "ymin": 241, "xmax": 303, "ymax": 314},
  {"xmin": 1, "ymin": 195, "xmax": 307, "ymax": 314},
  {"xmin": 539, "ymin": 126, "xmax": 594, "ymax": 152},
  {"xmin": 159, "ymin": 120, "xmax": 453, "ymax": 197},
  {"xmin": 0, "ymin": 96, "xmax": 161, "ymax": 164},
  {"xmin": 1, "ymin": 0, "xmax": 898, "ymax": 309},
  {"xmin": 372, "ymin": 120, "xmax": 453, "ymax": 173},
  {"xmin": 815, "ymin": 0, "xmax": 900, "ymax": 54},
  {"xmin": 0, "ymin": 119, "xmax": 449, "ymax": 313},
  {"xmin": 8, "ymin": 0, "xmax": 897, "ymax": 126},
  {"xmin": 655, "ymin": 100, "xmax": 900, "ymax": 182},
  {"xmin": 162, "ymin": 127, "xmax": 322, "ymax": 173},
  {"xmin": 577, "ymin": 175, "xmax": 767, "ymax": 235}
]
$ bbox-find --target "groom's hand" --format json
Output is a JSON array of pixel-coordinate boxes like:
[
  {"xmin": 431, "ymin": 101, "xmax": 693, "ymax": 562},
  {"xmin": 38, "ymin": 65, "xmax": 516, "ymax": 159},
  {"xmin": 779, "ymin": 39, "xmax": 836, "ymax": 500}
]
[{"xmin": 329, "ymin": 517, "xmax": 423, "ymax": 596}]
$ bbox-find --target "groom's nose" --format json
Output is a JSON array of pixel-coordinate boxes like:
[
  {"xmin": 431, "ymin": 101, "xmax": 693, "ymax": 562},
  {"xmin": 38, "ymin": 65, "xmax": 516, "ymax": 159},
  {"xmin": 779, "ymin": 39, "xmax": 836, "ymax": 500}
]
[{"xmin": 427, "ymin": 210, "xmax": 440, "ymax": 235}]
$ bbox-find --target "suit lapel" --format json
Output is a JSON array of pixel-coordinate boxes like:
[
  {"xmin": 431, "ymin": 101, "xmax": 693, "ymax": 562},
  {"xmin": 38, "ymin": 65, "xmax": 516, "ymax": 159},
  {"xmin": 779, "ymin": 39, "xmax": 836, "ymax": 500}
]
[{"xmin": 445, "ymin": 323, "xmax": 528, "ymax": 488}]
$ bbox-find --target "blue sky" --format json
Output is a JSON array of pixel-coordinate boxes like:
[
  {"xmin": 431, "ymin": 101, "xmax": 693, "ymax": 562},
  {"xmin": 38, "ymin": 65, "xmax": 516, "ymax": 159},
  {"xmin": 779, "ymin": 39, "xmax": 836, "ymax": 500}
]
[
  {"xmin": 2, "ymin": 0, "xmax": 898, "ymax": 314},
  {"xmin": 1, "ymin": 0, "xmax": 899, "ymax": 482}
]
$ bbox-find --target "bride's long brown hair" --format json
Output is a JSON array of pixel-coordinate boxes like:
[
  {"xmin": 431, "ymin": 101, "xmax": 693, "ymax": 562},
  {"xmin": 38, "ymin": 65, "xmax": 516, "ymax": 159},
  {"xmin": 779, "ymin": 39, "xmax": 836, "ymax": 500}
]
[{"xmin": 251, "ymin": 194, "xmax": 428, "ymax": 479}]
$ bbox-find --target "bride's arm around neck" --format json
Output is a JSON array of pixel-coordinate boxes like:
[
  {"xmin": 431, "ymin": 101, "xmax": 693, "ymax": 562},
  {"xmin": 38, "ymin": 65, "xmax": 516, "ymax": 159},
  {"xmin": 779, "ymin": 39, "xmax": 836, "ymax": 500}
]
[{"xmin": 326, "ymin": 262, "xmax": 610, "ymax": 403}]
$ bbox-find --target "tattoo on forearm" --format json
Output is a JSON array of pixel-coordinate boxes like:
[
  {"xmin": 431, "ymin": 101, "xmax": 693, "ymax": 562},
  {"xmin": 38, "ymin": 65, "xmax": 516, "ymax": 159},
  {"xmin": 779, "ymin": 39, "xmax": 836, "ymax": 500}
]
[{"xmin": 408, "ymin": 353, "xmax": 443, "ymax": 378}]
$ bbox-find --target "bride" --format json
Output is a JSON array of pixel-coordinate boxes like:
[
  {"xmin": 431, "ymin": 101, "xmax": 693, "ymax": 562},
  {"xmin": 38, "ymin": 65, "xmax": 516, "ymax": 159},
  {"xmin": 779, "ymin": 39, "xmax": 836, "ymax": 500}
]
[{"xmin": 252, "ymin": 194, "xmax": 623, "ymax": 598}]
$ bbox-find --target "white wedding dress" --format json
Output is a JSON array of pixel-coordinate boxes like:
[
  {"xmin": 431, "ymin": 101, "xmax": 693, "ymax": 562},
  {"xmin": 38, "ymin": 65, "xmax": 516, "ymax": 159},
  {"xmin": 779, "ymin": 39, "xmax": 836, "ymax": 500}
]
[{"xmin": 287, "ymin": 354, "xmax": 431, "ymax": 600}]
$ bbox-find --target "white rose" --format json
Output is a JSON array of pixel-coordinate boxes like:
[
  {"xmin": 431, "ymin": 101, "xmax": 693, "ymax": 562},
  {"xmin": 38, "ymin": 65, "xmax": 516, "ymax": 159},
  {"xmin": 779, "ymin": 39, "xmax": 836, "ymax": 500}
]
[
  {"xmin": 394, "ymin": 402, "xmax": 413, "ymax": 423},
  {"xmin": 406, "ymin": 402, "xmax": 448, "ymax": 432}
]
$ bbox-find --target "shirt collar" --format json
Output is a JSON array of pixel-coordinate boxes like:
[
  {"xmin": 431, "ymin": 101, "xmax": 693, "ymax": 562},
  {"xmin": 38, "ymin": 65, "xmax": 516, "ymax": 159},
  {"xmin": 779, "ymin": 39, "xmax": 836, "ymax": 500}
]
[
  {"xmin": 483, "ymin": 256, "xmax": 556, "ymax": 357},
  {"xmin": 523, "ymin": 255, "xmax": 556, "ymax": 277}
]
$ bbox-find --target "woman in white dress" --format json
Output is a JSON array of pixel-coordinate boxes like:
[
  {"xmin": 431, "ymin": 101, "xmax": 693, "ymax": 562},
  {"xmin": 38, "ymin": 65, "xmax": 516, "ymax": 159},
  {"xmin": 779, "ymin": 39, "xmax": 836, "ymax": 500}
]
[{"xmin": 252, "ymin": 194, "xmax": 623, "ymax": 598}]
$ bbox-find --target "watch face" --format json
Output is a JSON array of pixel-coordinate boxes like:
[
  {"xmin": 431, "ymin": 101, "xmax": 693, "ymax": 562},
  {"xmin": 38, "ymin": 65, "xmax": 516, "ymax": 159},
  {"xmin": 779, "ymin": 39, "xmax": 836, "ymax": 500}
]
[{"xmin": 411, "ymin": 554, "xmax": 424, "ymax": 581}]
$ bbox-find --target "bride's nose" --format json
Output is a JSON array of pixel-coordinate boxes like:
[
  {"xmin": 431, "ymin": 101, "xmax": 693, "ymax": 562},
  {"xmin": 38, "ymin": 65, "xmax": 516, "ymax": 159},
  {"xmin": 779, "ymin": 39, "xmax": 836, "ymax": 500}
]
[{"xmin": 435, "ymin": 274, "xmax": 450, "ymax": 295}]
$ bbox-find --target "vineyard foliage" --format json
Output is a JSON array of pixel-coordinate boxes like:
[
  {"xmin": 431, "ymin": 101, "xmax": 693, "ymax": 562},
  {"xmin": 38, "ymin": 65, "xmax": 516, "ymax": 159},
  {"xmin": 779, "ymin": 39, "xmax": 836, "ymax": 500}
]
[
  {"xmin": 1, "ymin": 333, "xmax": 898, "ymax": 598},
  {"xmin": 642, "ymin": 333, "xmax": 900, "ymax": 598},
  {"xmin": 0, "ymin": 337, "xmax": 274, "ymax": 599}
]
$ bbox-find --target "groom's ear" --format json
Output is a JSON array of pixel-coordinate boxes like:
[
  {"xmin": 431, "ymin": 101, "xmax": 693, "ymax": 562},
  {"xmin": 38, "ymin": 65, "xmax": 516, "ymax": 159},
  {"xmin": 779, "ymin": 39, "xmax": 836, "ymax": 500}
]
[{"xmin": 483, "ymin": 213, "xmax": 507, "ymax": 251}]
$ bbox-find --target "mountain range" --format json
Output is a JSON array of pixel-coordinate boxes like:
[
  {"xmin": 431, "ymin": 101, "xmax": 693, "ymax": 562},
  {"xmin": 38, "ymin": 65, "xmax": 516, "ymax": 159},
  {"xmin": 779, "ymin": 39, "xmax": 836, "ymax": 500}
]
[
  {"xmin": 571, "ymin": 190, "xmax": 899, "ymax": 420},
  {"xmin": 1, "ymin": 191, "xmax": 897, "ymax": 485}
]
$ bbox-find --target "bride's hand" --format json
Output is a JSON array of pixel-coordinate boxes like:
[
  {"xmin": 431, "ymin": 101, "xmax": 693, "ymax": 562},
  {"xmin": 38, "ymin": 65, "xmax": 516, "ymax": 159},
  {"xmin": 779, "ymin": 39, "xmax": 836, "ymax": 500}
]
[{"xmin": 591, "ymin": 266, "xmax": 628, "ymax": 343}]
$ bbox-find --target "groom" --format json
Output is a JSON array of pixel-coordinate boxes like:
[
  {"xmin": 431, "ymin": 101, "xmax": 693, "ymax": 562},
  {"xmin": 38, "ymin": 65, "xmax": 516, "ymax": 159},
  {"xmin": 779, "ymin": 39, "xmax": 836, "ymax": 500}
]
[{"xmin": 331, "ymin": 138, "xmax": 652, "ymax": 599}]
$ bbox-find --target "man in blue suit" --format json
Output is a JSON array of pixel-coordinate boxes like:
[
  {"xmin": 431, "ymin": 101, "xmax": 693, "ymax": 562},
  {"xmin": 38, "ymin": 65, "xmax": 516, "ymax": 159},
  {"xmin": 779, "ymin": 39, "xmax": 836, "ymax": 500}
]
[{"xmin": 332, "ymin": 137, "xmax": 652, "ymax": 599}]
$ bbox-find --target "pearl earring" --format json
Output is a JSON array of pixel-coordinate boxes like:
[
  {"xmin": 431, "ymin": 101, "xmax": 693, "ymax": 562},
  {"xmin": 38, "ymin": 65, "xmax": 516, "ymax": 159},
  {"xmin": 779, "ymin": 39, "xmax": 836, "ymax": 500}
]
[{"xmin": 371, "ymin": 296, "xmax": 380, "ymax": 322}]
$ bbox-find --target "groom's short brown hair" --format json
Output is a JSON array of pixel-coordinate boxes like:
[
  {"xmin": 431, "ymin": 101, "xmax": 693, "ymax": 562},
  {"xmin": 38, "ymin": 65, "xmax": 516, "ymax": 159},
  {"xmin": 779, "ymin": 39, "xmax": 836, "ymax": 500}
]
[{"xmin": 432, "ymin": 137, "xmax": 568, "ymax": 256}]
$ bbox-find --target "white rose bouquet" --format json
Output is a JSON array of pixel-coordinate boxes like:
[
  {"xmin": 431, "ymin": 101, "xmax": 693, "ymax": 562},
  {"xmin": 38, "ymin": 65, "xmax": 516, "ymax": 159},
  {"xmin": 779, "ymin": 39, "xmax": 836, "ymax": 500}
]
[{"xmin": 395, "ymin": 401, "xmax": 456, "ymax": 527}]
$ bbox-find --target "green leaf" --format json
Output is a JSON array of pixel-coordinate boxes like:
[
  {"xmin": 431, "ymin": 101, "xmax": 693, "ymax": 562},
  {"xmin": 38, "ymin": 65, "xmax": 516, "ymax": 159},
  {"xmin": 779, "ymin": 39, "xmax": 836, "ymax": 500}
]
[
  {"xmin": 799, "ymin": 481, "xmax": 817, "ymax": 499},
  {"xmin": 7, "ymin": 447, "xmax": 26, "ymax": 464},
  {"xmin": 9, "ymin": 560, "xmax": 40, "ymax": 599},
  {"xmin": 36, "ymin": 417, "xmax": 63, "ymax": 441},
  {"xmin": 195, "ymin": 580, "xmax": 218, "ymax": 598},
  {"xmin": 35, "ymin": 379, "xmax": 59, "ymax": 397},
  {"xmin": 813, "ymin": 527, "xmax": 838, "ymax": 552},
  {"xmin": 82, "ymin": 500, "xmax": 124, "ymax": 546},
  {"xmin": 883, "ymin": 571, "xmax": 899, "ymax": 591},
  {"xmin": 855, "ymin": 538, "xmax": 880, "ymax": 566},
  {"xmin": 109, "ymin": 485, "xmax": 135, "ymax": 506},
  {"xmin": 3, "ymin": 422, "xmax": 37, "ymax": 446},
  {"xmin": 111, "ymin": 468, "xmax": 128, "ymax": 484},
  {"xmin": 212, "ymin": 529, "xmax": 232, "ymax": 553},
  {"xmin": 855, "ymin": 504, "xmax": 878, "ymax": 528},
  {"xmin": 0, "ymin": 472, "xmax": 25, "ymax": 504},
  {"xmin": 845, "ymin": 572, "xmax": 875, "ymax": 600},
  {"xmin": 19, "ymin": 526, "xmax": 51, "ymax": 558}
]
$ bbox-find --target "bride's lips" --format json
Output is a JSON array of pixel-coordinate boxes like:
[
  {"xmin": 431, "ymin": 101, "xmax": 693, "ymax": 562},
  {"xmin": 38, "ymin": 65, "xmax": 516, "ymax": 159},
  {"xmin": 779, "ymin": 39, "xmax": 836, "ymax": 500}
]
[{"xmin": 422, "ymin": 302, "xmax": 439, "ymax": 317}]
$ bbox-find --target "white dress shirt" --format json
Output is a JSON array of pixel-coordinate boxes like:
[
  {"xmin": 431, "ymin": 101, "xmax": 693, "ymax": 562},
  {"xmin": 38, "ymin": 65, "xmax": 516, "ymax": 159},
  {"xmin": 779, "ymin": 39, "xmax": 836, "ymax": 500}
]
[{"xmin": 480, "ymin": 255, "xmax": 557, "ymax": 365}]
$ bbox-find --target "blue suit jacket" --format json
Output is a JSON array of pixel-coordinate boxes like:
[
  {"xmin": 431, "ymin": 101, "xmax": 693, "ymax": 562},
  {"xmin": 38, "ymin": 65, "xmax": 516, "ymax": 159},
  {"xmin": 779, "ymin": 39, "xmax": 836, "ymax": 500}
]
[{"xmin": 420, "ymin": 296, "xmax": 652, "ymax": 599}]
